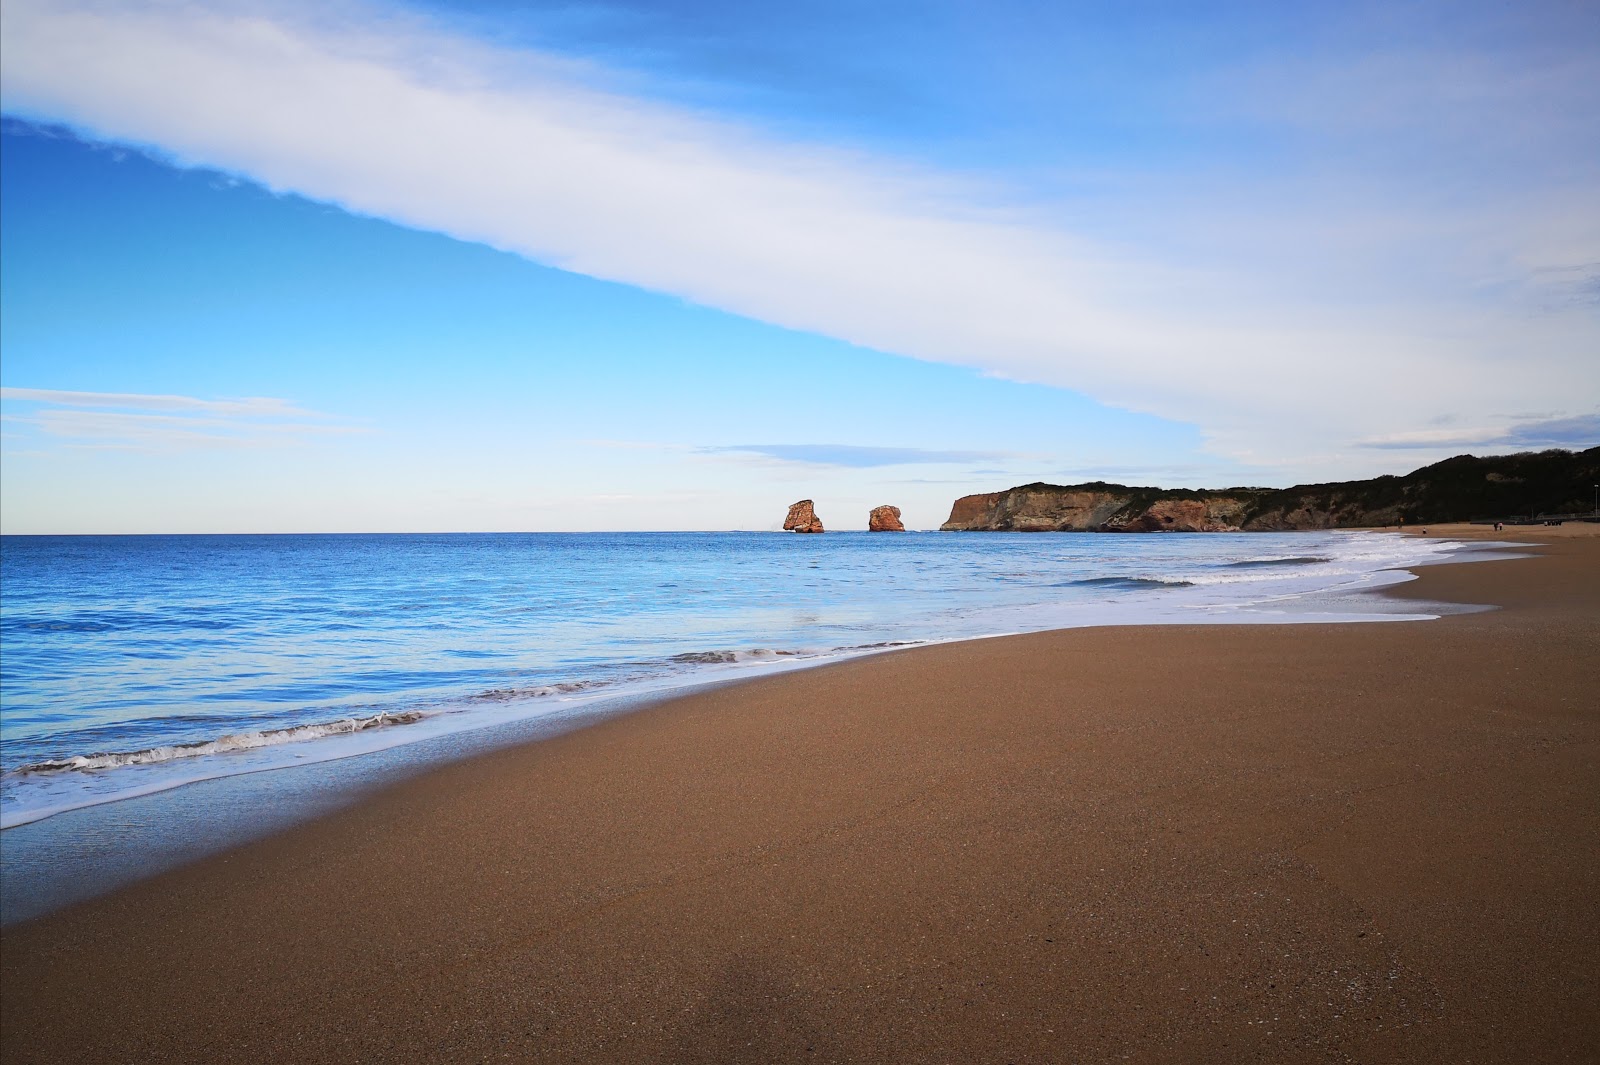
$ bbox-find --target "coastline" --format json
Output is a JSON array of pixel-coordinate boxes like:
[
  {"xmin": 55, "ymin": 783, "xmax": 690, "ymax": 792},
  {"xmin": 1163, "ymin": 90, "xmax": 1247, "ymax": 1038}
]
[
  {"xmin": 0, "ymin": 528, "xmax": 1463, "ymax": 836},
  {"xmin": 2, "ymin": 531, "xmax": 1596, "ymax": 1063}
]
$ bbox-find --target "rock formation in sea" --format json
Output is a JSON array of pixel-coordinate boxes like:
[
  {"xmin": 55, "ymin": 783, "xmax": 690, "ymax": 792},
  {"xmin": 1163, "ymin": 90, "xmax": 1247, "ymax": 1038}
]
[
  {"xmin": 939, "ymin": 446, "xmax": 1600, "ymax": 532},
  {"xmin": 868, "ymin": 505, "xmax": 905, "ymax": 532},
  {"xmin": 784, "ymin": 500, "xmax": 825, "ymax": 533}
]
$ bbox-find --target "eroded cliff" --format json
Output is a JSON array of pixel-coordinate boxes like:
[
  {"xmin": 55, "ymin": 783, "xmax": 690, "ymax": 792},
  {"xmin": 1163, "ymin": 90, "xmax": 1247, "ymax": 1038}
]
[{"xmin": 940, "ymin": 483, "xmax": 1253, "ymax": 532}]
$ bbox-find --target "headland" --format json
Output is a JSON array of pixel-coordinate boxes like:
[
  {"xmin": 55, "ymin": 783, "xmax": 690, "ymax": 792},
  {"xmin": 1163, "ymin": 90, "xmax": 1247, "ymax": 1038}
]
[{"xmin": 940, "ymin": 446, "xmax": 1599, "ymax": 531}]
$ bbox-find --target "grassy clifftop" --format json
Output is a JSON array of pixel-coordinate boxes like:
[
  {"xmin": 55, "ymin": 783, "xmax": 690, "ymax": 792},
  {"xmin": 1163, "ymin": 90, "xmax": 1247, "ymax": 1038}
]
[
  {"xmin": 941, "ymin": 447, "xmax": 1600, "ymax": 531},
  {"xmin": 1242, "ymin": 446, "xmax": 1599, "ymax": 528}
]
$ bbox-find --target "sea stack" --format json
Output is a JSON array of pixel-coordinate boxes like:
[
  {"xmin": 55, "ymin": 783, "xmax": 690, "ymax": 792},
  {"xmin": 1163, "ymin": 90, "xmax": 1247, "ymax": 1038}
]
[
  {"xmin": 868, "ymin": 505, "xmax": 905, "ymax": 532},
  {"xmin": 784, "ymin": 500, "xmax": 825, "ymax": 533}
]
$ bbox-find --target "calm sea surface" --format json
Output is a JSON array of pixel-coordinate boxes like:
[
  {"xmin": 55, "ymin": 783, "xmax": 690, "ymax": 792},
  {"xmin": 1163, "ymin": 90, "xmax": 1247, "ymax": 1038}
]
[{"xmin": 1, "ymin": 530, "xmax": 1474, "ymax": 830}]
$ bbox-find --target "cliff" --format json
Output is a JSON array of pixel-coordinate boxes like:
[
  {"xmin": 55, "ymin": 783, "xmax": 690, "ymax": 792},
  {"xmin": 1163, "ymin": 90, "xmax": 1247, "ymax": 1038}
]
[
  {"xmin": 941, "ymin": 483, "xmax": 1256, "ymax": 532},
  {"xmin": 943, "ymin": 493, "xmax": 1000, "ymax": 529},
  {"xmin": 940, "ymin": 447, "xmax": 1600, "ymax": 532}
]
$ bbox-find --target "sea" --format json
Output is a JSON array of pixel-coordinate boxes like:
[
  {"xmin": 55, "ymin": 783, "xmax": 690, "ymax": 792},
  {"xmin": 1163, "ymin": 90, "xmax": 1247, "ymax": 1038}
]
[{"xmin": 0, "ymin": 529, "xmax": 1499, "ymax": 921}]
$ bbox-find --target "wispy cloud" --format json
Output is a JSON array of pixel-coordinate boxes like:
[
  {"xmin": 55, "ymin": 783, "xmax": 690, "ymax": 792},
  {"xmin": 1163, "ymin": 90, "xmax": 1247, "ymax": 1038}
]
[
  {"xmin": 1, "ymin": 0, "xmax": 1595, "ymax": 476},
  {"xmin": 885, "ymin": 477, "xmax": 988, "ymax": 485},
  {"xmin": 0, "ymin": 387, "xmax": 315, "ymax": 418},
  {"xmin": 1521, "ymin": 262, "xmax": 1600, "ymax": 310},
  {"xmin": 701, "ymin": 444, "xmax": 1013, "ymax": 468},
  {"xmin": 573, "ymin": 439, "xmax": 703, "ymax": 454},
  {"xmin": 1359, "ymin": 413, "xmax": 1600, "ymax": 451},
  {"xmin": 1048, "ymin": 463, "xmax": 1248, "ymax": 486},
  {"xmin": 1, "ymin": 387, "xmax": 356, "ymax": 450}
]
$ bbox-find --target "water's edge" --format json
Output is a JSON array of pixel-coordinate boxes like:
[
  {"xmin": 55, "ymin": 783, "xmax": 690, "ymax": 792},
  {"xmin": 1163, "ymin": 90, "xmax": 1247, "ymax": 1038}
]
[{"xmin": 0, "ymin": 536, "xmax": 1529, "ymax": 926}]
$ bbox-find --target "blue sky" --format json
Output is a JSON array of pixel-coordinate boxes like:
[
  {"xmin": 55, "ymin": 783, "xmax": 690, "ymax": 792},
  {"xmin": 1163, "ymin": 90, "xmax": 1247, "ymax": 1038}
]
[{"xmin": 2, "ymin": 0, "xmax": 1596, "ymax": 532}]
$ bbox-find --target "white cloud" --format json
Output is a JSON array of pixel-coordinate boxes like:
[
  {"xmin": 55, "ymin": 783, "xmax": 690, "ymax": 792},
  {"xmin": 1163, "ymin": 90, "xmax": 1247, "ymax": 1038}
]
[
  {"xmin": 1, "ymin": 0, "xmax": 1596, "ymax": 478},
  {"xmin": 1359, "ymin": 413, "xmax": 1599, "ymax": 452},
  {"xmin": 700, "ymin": 444, "xmax": 1016, "ymax": 468},
  {"xmin": 0, "ymin": 387, "xmax": 355, "ymax": 450},
  {"xmin": 0, "ymin": 387, "xmax": 314, "ymax": 417}
]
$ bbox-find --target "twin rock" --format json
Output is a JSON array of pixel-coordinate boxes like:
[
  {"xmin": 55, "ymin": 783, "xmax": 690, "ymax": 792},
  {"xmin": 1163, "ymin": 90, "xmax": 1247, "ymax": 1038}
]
[{"xmin": 783, "ymin": 500, "xmax": 904, "ymax": 534}]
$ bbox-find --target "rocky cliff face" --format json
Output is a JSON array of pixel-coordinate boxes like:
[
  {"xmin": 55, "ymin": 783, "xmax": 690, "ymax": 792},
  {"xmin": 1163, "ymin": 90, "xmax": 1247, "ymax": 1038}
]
[
  {"xmin": 940, "ymin": 484, "xmax": 1251, "ymax": 532},
  {"xmin": 868, "ymin": 505, "xmax": 905, "ymax": 532},
  {"xmin": 943, "ymin": 492, "xmax": 1000, "ymax": 528},
  {"xmin": 1114, "ymin": 497, "xmax": 1252, "ymax": 532},
  {"xmin": 784, "ymin": 500, "xmax": 825, "ymax": 533},
  {"xmin": 938, "ymin": 484, "xmax": 1398, "ymax": 532},
  {"xmin": 939, "ymin": 447, "xmax": 1600, "ymax": 532}
]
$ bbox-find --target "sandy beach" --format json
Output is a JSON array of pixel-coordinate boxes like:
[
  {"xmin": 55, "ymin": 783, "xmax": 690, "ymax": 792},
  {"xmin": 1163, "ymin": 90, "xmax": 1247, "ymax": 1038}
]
[{"xmin": 2, "ymin": 529, "xmax": 1596, "ymax": 1064}]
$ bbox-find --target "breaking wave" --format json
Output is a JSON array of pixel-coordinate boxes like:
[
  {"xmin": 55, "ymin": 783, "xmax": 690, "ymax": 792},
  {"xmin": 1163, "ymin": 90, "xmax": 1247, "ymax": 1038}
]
[
  {"xmin": 1057, "ymin": 576, "xmax": 1196, "ymax": 589},
  {"xmin": 669, "ymin": 648, "xmax": 801, "ymax": 664},
  {"xmin": 470, "ymin": 680, "xmax": 610, "ymax": 701},
  {"xmin": 1225, "ymin": 556, "xmax": 1332, "ymax": 568},
  {"xmin": 12, "ymin": 711, "xmax": 425, "ymax": 775}
]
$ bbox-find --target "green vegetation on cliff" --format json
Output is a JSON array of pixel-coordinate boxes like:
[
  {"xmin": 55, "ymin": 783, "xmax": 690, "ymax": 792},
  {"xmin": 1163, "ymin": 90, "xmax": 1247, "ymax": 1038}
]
[
  {"xmin": 1242, "ymin": 446, "xmax": 1600, "ymax": 527},
  {"xmin": 942, "ymin": 447, "xmax": 1600, "ymax": 531}
]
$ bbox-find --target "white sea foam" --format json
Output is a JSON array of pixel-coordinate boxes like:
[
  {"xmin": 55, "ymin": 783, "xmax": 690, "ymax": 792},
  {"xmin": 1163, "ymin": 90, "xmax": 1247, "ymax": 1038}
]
[{"xmin": 12, "ymin": 710, "xmax": 424, "ymax": 775}]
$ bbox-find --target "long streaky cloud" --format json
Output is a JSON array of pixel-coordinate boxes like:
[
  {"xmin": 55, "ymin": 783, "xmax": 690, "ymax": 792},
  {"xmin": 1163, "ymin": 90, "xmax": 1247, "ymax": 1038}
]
[
  {"xmin": 704, "ymin": 444, "xmax": 1014, "ymax": 468},
  {"xmin": 1360, "ymin": 413, "xmax": 1599, "ymax": 451},
  {"xmin": 0, "ymin": 387, "xmax": 315, "ymax": 417},
  {"xmin": 2, "ymin": 0, "xmax": 1596, "ymax": 475},
  {"xmin": 0, "ymin": 387, "xmax": 352, "ymax": 450}
]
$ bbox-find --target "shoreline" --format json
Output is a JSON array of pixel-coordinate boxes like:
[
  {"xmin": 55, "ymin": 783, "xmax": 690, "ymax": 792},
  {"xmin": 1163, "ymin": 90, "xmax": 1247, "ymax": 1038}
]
[
  {"xmin": 0, "ymin": 530, "xmax": 1468, "ymax": 841},
  {"xmin": 3, "ymin": 530, "xmax": 1597, "ymax": 1062}
]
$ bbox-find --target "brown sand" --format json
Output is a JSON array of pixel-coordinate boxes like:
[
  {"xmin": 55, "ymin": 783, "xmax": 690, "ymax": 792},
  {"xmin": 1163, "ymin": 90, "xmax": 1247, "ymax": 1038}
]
[
  {"xmin": 1380, "ymin": 520, "xmax": 1600, "ymax": 541},
  {"xmin": 3, "ymin": 535, "xmax": 1597, "ymax": 1064}
]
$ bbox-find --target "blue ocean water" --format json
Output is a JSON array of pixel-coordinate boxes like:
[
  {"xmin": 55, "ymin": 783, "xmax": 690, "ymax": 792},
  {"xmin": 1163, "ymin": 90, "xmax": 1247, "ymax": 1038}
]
[{"xmin": 0, "ymin": 530, "xmax": 1475, "ymax": 829}]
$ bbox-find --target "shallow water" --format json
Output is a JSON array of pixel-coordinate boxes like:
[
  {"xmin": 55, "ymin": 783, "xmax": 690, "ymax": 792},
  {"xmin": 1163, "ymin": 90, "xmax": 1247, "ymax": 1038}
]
[
  {"xmin": 0, "ymin": 530, "xmax": 1482, "ymax": 831},
  {"xmin": 3, "ymin": 529, "xmax": 1523, "ymax": 923}
]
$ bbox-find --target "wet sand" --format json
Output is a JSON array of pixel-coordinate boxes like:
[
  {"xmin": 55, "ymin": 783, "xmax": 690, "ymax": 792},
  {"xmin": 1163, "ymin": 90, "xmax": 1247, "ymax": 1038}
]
[{"xmin": 2, "ymin": 532, "xmax": 1597, "ymax": 1064}]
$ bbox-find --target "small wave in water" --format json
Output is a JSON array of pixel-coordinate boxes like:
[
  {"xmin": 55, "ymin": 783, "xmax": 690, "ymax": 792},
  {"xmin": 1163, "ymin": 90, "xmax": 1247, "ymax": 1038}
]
[
  {"xmin": 1056, "ymin": 576, "xmax": 1196, "ymax": 589},
  {"xmin": 470, "ymin": 680, "xmax": 609, "ymax": 702},
  {"xmin": 1225, "ymin": 556, "xmax": 1332, "ymax": 568},
  {"xmin": 12, "ymin": 710, "xmax": 425, "ymax": 775},
  {"xmin": 670, "ymin": 648, "xmax": 801, "ymax": 665}
]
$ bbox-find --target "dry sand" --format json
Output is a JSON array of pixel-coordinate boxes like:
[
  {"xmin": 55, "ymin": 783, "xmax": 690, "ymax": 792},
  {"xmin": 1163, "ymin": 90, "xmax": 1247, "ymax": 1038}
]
[
  {"xmin": 1380, "ymin": 520, "xmax": 1600, "ymax": 541},
  {"xmin": 2, "ymin": 533, "xmax": 1596, "ymax": 1064}
]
